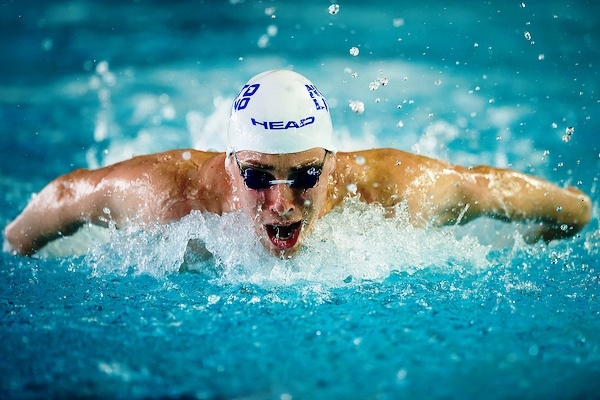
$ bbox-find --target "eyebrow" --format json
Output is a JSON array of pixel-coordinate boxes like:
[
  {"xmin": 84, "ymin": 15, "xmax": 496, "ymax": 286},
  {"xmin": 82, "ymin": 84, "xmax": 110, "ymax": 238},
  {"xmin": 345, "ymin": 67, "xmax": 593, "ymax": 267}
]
[{"xmin": 238, "ymin": 158, "xmax": 323, "ymax": 172}]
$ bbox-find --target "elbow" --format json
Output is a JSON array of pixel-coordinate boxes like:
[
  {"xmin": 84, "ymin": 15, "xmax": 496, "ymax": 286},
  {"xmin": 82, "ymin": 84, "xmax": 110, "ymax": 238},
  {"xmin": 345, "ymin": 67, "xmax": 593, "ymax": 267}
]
[
  {"xmin": 545, "ymin": 191, "xmax": 593, "ymax": 242},
  {"xmin": 3, "ymin": 221, "xmax": 37, "ymax": 256}
]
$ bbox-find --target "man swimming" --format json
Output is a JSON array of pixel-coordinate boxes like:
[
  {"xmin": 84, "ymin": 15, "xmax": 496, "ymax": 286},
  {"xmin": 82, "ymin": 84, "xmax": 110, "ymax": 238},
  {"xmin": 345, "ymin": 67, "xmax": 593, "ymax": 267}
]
[{"xmin": 4, "ymin": 69, "xmax": 593, "ymax": 257}]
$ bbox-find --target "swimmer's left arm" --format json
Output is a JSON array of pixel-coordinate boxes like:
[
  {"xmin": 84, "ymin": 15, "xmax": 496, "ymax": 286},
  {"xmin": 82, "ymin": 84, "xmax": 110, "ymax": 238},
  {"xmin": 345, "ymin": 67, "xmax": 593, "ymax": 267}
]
[{"xmin": 442, "ymin": 165, "xmax": 593, "ymax": 242}]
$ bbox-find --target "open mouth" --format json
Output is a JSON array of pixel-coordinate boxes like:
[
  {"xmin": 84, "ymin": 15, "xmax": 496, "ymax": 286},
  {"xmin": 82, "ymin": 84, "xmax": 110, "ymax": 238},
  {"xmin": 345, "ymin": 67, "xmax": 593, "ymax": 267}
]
[{"xmin": 265, "ymin": 221, "xmax": 302, "ymax": 250}]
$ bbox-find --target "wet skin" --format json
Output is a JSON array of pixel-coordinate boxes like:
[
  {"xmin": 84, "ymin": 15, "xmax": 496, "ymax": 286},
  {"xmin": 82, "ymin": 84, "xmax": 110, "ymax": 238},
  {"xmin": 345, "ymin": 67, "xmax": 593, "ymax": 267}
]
[
  {"xmin": 227, "ymin": 148, "xmax": 333, "ymax": 258},
  {"xmin": 4, "ymin": 147, "xmax": 593, "ymax": 256}
]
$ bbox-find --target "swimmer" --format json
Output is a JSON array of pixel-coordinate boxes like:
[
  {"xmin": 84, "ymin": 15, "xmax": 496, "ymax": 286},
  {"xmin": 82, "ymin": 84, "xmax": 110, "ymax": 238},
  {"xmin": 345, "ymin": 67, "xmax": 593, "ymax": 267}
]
[{"xmin": 4, "ymin": 69, "xmax": 593, "ymax": 257}]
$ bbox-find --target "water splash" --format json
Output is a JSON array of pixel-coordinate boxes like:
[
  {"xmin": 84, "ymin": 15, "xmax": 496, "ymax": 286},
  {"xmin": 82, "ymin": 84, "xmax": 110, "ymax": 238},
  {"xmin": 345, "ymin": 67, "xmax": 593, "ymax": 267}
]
[{"xmin": 58, "ymin": 200, "xmax": 496, "ymax": 287}]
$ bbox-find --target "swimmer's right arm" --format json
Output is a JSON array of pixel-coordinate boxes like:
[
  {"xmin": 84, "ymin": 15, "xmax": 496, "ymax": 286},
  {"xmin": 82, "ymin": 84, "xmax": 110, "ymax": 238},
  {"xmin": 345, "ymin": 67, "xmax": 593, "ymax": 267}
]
[
  {"xmin": 4, "ymin": 168, "xmax": 121, "ymax": 255},
  {"xmin": 4, "ymin": 150, "xmax": 220, "ymax": 255}
]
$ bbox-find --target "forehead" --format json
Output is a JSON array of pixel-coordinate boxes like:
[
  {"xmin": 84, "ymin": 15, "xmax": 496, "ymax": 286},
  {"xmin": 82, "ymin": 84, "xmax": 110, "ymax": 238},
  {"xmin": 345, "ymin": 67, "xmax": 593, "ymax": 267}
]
[{"xmin": 235, "ymin": 148, "xmax": 326, "ymax": 169}]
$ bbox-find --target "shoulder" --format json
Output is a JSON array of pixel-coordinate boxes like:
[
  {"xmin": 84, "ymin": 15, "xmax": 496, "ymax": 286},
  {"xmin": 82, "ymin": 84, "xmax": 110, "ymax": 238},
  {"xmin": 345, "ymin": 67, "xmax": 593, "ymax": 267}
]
[
  {"xmin": 334, "ymin": 148, "xmax": 452, "ymax": 181},
  {"xmin": 336, "ymin": 148, "xmax": 448, "ymax": 167},
  {"xmin": 98, "ymin": 149, "xmax": 224, "ymax": 178},
  {"xmin": 101, "ymin": 150, "xmax": 229, "ymax": 219},
  {"xmin": 113, "ymin": 149, "xmax": 222, "ymax": 168},
  {"xmin": 77, "ymin": 150, "xmax": 227, "ymax": 202}
]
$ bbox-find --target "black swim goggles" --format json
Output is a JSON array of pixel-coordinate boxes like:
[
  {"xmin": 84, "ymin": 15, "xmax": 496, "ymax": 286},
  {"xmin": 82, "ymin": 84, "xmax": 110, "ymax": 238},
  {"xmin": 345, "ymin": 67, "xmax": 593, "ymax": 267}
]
[{"xmin": 233, "ymin": 151, "xmax": 329, "ymax": 190}]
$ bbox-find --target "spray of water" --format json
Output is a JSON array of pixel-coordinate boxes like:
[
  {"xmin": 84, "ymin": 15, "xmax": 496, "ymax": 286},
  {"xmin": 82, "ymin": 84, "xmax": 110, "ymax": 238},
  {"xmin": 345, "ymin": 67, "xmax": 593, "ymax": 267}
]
[{"xmin": 61, "ymin": 199, "xmax": 493, "ymax": 287}]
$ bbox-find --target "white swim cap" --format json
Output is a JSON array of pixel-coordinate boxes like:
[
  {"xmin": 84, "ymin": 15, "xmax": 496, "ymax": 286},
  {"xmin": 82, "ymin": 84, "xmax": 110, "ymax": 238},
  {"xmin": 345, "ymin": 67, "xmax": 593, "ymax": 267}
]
[{"xmin": 227, "ymin": 69, "xmax": 334, "ymax": 154}]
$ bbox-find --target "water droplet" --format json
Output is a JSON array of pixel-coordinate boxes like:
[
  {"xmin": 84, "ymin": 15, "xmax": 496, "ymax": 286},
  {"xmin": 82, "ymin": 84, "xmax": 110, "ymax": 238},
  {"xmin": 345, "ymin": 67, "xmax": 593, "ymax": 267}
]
[
  {"xmin": 560, "ymin": 224, "xmax": 569, "ymax": 232},
  {"xmin": 328, "ymin": 4, "xmax": 340, "ymax": 15},
  {"xmin": 528, "ymin": 344, "xmax": 539, "ymax": 356},
  {"xmin": 434, "ymin": 79, "xmax": 442, "ymax": 85},
  {"xmin": 349, "ymin": 46, "xmax": 359, "ymax": 56},
  {"xmin": 392, "ymin": 18, "xmax": 404, "ymax": 27},
  {"xmin": 538, "ymin": 54, "xmax": 545, "ymax": 60},
  {"xmin": 349, "ymin": 100, "xmax": 365, "ymax": 114},
  {"xmin": 551, "ymin": 122, "xmax": 558, "ymax": 129},
  {"xmin": 397, "ymin": 121, "xmax": 404, "ymax": 128},
  {"xmin": 257, "ymin": 34, "xmax": 269, "ymax": 48},
  {"xmin": 355, "ymin": 155, "xmax": 365, "ymax": 166},
  {"xmin": 556, "ymin": 206, "xmax": 563, "ymax": 212},
  {"xmin": 562, "ymin": 126, "xmax": 574, "ymax": 142},
  {"xmin": 346, "ymin": 183, "xmax": 358, "ymax": 194},
  {"xmin": 369, "ymin": 81, "xmax": 380, "ymax": 90},
  {"xmin": 96, "ymin": 60, "xmax": 109, "ymax": 75},
  {"xmin": 524, "ymin": 31, "xmax": 532, "ymax": 41},
  {"xmin": 42, "ymin": 38, "xmax": 53, "ymax": 51},
  {"xmin": 264, "ymin": 7, "xmax": 276, "ymax": 16},
  {"xmin": 182, "ymin": 151, "xmax": 191, "ymax": 161}
]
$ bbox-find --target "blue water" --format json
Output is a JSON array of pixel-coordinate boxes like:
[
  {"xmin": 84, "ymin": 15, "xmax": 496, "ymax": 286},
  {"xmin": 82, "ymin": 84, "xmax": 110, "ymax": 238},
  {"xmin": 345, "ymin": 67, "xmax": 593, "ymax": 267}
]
[{"xmin": 1, "ymin": 1, "xmax": 600, "ymax": 399}]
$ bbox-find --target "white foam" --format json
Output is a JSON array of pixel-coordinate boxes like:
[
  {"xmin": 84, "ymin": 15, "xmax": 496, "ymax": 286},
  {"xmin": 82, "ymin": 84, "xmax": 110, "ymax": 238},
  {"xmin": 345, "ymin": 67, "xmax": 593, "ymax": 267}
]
[{"xmin": 78, "ymin": 200, "xmax": 493, "ymax": 287}]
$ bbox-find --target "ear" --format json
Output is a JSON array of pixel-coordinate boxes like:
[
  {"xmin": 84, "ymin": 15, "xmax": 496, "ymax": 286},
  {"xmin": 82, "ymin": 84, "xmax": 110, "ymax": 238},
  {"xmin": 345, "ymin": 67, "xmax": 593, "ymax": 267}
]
[
  {"xmin": 224, "ymin": 153, "xmax": 244, "ymax": 189},
  {"xmin": 325, "ymin": 151, "xmax": 336, "ymax": 175},
  {"xmin": 224, "ymin": 153, "xmax": 236, "ymax": 177}
]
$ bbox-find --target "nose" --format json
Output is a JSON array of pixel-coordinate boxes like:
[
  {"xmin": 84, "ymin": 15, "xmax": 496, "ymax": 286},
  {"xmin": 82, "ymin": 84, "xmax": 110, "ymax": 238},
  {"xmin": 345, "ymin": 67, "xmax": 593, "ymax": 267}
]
[{"xmin": 268, "ymin": 184, "xmax": 296, "ymax": 217}]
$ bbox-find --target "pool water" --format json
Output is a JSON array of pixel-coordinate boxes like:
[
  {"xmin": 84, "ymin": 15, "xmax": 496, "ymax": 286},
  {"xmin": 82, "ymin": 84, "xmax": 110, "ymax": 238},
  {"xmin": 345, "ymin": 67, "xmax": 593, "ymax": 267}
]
[{"xmin": 1, "ymin": 0, "xmax": 600, "ymax": 399}]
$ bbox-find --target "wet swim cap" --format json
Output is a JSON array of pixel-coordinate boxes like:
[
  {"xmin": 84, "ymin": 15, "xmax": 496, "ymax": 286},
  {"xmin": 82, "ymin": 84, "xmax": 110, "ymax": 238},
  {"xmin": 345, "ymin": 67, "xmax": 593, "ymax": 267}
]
[{"xmin": 227, "ymin": 69, "xmax": 334, "ymax": 154}]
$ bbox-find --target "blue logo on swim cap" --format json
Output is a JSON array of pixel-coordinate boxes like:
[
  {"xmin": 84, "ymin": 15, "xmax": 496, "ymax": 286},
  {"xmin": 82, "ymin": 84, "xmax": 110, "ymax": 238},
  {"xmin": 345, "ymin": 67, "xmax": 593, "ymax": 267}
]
[
  {"xmin": 233, "ymin": 84, "xmax": 260, "ymax": 112},
  {"xmin": 250, "ymin": 116, "xmax": 316, "ymax": 130},
  {"xmin": 305, "ymin": 84, "xmax": 328, "ymax": 111}
]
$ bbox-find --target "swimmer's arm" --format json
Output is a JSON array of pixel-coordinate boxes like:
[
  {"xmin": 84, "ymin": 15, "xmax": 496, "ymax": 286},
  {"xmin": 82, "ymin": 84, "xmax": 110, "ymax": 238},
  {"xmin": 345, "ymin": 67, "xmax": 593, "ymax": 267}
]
[
  {"xmin": 4, "ymin": 150, "xmax": 221, "ymax": 255},
  {"xmin": 3, "ymin": 168, "xmax": 119, "ymax": 255},
  {"xmin": 441, "ymin": 166, "xmax": 592, "ymax": 242}
]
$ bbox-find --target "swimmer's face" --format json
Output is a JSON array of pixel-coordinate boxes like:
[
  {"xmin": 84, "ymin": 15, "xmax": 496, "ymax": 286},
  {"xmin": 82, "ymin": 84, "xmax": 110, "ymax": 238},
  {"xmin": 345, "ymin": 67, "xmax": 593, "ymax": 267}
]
[{"xmin": 228, "ymin": 148, "xmax": 333, "ymax": 258}]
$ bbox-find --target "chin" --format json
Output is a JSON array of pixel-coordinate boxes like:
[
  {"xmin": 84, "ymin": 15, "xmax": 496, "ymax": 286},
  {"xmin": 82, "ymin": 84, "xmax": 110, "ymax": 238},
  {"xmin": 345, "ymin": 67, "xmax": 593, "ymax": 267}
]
[{"xmin": 270, "ymin": 244, "xmax": 301, "ymax": 259}]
